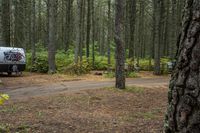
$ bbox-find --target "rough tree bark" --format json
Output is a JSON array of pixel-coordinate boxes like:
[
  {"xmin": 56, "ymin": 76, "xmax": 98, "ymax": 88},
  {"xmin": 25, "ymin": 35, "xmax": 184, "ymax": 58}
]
[
  {"xmin": 115, "ymin": 0, "xmax": 125, "ymax": 89},
  {"xmin": 86, "ymin": 0, "xmax": 91, "ymax": 60},
  {"xmin": 31, "ymin": 0, "xmax": 36, "ymax": 69},
  {"xmin": 165, "ymin": 0, "xmax": 200, "ymax": 132},
  {"xmin": 153, "ymin": 0, "xmax": 161, "ymax": 75},
  {"xmin": 1, "ymin": 0, "xmax": 11, "ymax": 46},
  {"xmin": 47, "ymin": 0, "xmax": 57, "ymax": 73},
  {"xmin": 91, "ymin": 0, "xmax": 95, "ymax": 67},
  {"xmin": 75, "ymin": 0, "xmax": 82, "ymax": 64},
  {"xmin": 107, "ymin": 0, "xmax": 111, "ymax": 68},
  {"xmin": 128, "ymin": 0, "xmax": 136, "ymax": 60}
]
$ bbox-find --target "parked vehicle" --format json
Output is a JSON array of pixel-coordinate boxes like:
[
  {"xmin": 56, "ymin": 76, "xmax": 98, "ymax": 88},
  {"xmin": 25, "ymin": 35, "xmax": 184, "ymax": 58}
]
[{"xmin": 0, "ymin": 47, "xmax": 26, "ymax": 75}]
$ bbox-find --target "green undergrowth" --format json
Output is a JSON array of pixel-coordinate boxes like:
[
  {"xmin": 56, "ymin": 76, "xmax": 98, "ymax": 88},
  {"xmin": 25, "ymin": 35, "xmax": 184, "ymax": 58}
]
[
  {"xmin": 104, "ymin": 71, "xmax": 139, "ymax": 78},
  {"xmin": 25, "ymin": 47, "xmax": 171, "ymax": 75}
]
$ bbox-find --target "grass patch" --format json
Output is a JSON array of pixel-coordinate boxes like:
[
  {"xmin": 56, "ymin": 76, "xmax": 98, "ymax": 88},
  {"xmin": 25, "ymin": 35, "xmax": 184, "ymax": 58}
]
[
  {"xmin": 127, "ymin": 72, "xmax": 139, "ymax": 78},
  {"xmin": 36, "ymin": 111, "xmax": 45, "ymax": 119},
  {"xmin": 0, "ymin": 105, "xmax": 23, "ymax": 114},
  {"xmin": 139, "ymin": 112, "xmax": 156, "ymax": 120},
  {"xmin": 16, "ymin": 124, "xmax": 31, "ymax": 132},
  {"xmin": 105, "ymin": 86, "xmax": 144, "ymax": 94},
  {"xmin": 103, "ymin": 72, "xmax": 115, "ymax": 78},
  {"xmin": 0, "ymin": 124, "xmax": 10, "ymax": 133},
  {"xmin": 122, "ymin": 111, "xmax": 156, "ymax": 122}
]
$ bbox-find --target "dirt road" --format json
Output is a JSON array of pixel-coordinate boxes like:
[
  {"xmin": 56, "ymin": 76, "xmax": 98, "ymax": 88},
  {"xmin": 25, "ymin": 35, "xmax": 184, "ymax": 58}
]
[{"xmin": 1, "ymin": 77, "xmax": 169, "ymax": 100}]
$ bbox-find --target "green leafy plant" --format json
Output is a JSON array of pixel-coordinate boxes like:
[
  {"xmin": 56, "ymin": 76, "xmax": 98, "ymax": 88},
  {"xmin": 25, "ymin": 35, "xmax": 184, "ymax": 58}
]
[
  {"xmin": 26, "ymin": 52, "xmax": 49, "ymax": 73},
  {"xmin": 127, "ymin": 72, "xmax": 139, "ymax": 78},
  {"xmin": 64, "ymin": 60, "xmax": 91, "ymax": 75},
  {"xmin": 104, "ymin": 71, "xmax": 115, "ymax": 78}
]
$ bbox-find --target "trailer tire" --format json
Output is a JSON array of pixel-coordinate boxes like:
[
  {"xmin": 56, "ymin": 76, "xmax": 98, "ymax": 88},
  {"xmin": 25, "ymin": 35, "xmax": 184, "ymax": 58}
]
[{"xmin": 7, "ymin": 72, "xmax": 12, "ymax": 76}]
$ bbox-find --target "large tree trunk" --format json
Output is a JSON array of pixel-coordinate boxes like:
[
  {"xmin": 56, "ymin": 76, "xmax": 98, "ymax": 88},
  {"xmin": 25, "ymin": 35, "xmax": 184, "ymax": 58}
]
[
  {"xmin": 165, "ymin": 0, "xmax": 200, "ymax": 132},
  {"xmin": 1, "ymin": 0, "xmax": 11, "ymax": 46},
  {"xmin": 115, "ymin": 0, "xmax": 125, "ymax": 89},
  {"xmin": 47, "ymin": 0, "xmax": 57, "ymax": 73}
]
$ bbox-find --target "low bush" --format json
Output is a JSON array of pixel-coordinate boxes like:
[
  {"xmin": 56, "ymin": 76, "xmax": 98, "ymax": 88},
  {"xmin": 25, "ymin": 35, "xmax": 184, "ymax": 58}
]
[
  {"xmin": 26, "ymin": 52, "xmax": 49, "ymax": 73},
  {"xmin": 25, "ymin": 49, "xmax": 171, "ymax": 74},
  {"xmin": 104, "ymin": 71, "xmax": 115, "ymax": 78},
  {"xmin": 127, "ymin": 72, "xmax": 139, "ymax": 78},
  {"xmin": 63, "ymin": 60, "xmax": 91, "ymax": 75}
]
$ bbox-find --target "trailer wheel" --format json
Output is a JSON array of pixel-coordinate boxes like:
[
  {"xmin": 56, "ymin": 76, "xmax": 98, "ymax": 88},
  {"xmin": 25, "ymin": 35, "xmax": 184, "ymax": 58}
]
[{"xmin": 7, "ymin": 72, "xmax": 12, "ymax": 76}]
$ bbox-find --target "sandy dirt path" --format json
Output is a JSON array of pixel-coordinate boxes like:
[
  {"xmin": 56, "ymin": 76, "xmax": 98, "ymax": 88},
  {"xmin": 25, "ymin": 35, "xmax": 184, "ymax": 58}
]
[{"xmin": 1, "ymin": 77, "xmax": 169, "ymax": 100}]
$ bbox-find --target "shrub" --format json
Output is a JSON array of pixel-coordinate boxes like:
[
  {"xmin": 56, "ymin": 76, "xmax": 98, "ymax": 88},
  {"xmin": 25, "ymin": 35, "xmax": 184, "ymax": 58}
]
[
  {"xmin": 104, "ymin": 71, "xmax": 115, "ymax": 78},
  {"xmin": 63, "ymin": 60, "xmax": 91, "ymax": 75},
  {"xmin": 26, "ymin": 52, "xmax": 49, "ymax": 73},
  {"xmin": 127, "ymin": 72, "xmax": 139, "ymax": 78}
]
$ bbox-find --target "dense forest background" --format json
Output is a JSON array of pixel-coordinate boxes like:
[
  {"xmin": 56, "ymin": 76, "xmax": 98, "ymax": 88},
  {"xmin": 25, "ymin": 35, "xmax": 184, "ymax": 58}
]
[{"xmin": 0, "ymin": 0, "xmax": 184, "ymax": 74}]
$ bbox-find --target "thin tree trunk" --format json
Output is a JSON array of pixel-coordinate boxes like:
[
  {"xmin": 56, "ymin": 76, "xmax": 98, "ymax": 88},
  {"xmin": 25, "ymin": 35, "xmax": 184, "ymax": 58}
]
[
  {"xmin": 107, "ymin": 0, "xmax": 111, "ymax": 69},
  {"xmin": 92, "ymin": 0, "xmax": 95, "ymax": 67},
  {"xmin": 86, "ymin": 0, "xmax": 91, "ymax": 60},
  {"xmin": 31, "ymin": 0, "xmax": 36, "ymax": 68}
]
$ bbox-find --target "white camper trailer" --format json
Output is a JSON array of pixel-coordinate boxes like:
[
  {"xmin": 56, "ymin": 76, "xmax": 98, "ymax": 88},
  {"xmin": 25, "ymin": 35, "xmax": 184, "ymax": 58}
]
[{"xmin": 0, "ymin": 47, "xmax": 26, "ymax": 75}]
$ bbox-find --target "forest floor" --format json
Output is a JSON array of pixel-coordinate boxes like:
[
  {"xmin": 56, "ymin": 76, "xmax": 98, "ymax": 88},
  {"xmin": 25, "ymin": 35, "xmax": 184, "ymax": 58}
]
[{"xmin": 0, "ymin": 72, "xmax": 169, "ymax": 133}]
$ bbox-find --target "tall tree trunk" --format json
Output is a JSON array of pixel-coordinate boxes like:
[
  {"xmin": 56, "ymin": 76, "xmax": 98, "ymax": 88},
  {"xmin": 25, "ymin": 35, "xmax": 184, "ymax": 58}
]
[
  {"xmin": 91, "ymin": 0, "xmax": 95, "ymax": 67},
  {"xmin": 165, "ymin": 0, "xmax": 200, "ymax": 132},
  {"xmin": 163, "ymin": 0, "xmax": 170, "ymax": 56},
  {"xmin": 107, "ymin": 0, "xmax": 111, "ymax": 68},
  {"xmin": 1, "ymin": 0, "xmax": 11, "ymax": 46},
  {"xmin": 47, "ymin": 0, "xmax": 57, "ymax": 73},
  {"xmin": 31, "ymin": 0, "xmax": 36, "ymax": 68},
  {"xmin": 64, "ymin": 0, "xmax": 73, "ymax": 52},
  {"xmin": 37, "ymin": 0, "xmax": 42, "ymax": 43},
  {"xmin": 170, "ymin": 0, "xmax": 177, "ymax": 59},
  {"xmin": 153, "ymin": 0, "xmax": 161, "ymax": 75},
  {"xmin": 75, "ymin": 0, "xmax": 82, "ymax": 64},
  {"xmin": 115, "ymin": 0, "xmax": 125, "ymax": 89},
  {"xmin": 128, "ymin": 0, "xmax": 136, "ymax": 60},
  {"xmin": 86, "ymin": 0, "xmax": 91, "ymax": 60},
  {"xmin": 79, "ymin": 0, "xmax": 85, "ymax": 62}
]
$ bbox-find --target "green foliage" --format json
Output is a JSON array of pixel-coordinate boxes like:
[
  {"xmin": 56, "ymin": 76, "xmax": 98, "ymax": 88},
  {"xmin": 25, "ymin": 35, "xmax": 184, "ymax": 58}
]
[
  {"xmin": 126, "ymin": 59, "xmax": 135, "ymax": 71},
  {"xmin": 25, "ymin": 48, "xmax": 171, "ymax": 74},
  {"xmin": 127, "ymin": 72, "xmax": 139, "ymax": 78},
  {"xmin": 92, "ymin": 56, "xmax": 115, "ymax": 70},
  {"xmin": 27, "ymin": 52, "xmax": 49, "ymax": 73},
  {"xmin": 56, "ymin": 50, "xmax": 73, "ymax": 72},
  {"xmin": 104, "ymin": 71, "xmax": 138, "ymax": 78},
  {"xmin": 63, "ymin": 60, "xmax": 91, "ymax": 75},
  {"xmin": 0, "ymin": 124, "xmax": 10, "ymax": 133},
  {"xmin": 104, "ymin": 71, "xmax": 115, "ymax": 78},
  {"xmin": 0, "ymin": 94, "xmax": 9, "ymax": 105}
]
